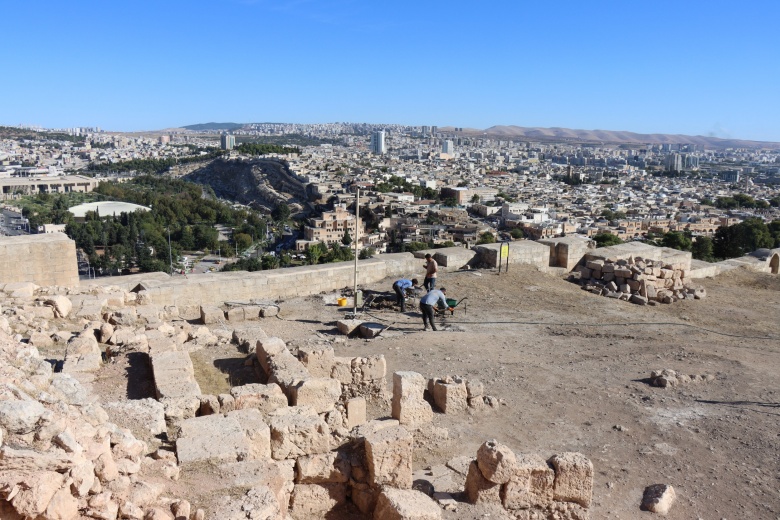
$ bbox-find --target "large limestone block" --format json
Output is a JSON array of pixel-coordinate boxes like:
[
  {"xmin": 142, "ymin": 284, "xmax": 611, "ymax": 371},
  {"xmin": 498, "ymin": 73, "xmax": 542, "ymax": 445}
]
[
  {"xmin": 44, "ymin": 295, "xmax": 73, "ymax": 318},
  {"xmin": 549, "ymin": 452, "xmax": 593, "ymax": 508},
  {"xmin": 290, "ymin": 378, "xmax": 341, "ymax": 413},
  {"xmin": 199, "ymin": 305, "xmax": 224, "ymax": 325},
  {"xmin": 501, "ymin": 453, "xmax": 554, "ymax": 510},
  {"xmin": 336, "ymin": 319, "xmax": 362, "ymax": 335},
  {"xmin": 347, "ymin": 397, "xmax": 367, "ymax": 429},
  {"xmin": 227, "ymin": 408, "xmax": 272, "ymax": 460},
  {"xmin": 269, "ymin": 411, "xmax": 331, "ymax": 460},
  {"xmin": 330, "ymin": 357, "xmax": 354, "ymax": 384},
  {"xmin": 9, "ymin": 471, "xmax": 65, "ymax": 518},
  {"xmin": 298, "ymin": 345, "xmax": 335, "ymax": 377},
  {"xmin": 464, "ymin": 460, "xmax": 500, "ymax": 505},
  {"xmin": 268, "ymin": 351, "xmax": 311, "ymax": 393},
  {"xmin": 231, "ymin": 383, "xmax": 288, "ymax": 414},
  {"xmin": 477, "ymin": 440, "xmax": 517, "ymax": 484},
  {"xmin": 364, "ymin": 425, "xmax": 413, "ymax": 489},
  {"xmin": 374, "ymin": 487, "xmax": 442, "ymax": 520},
  {"xmin": 296, "ymin": 451, "xmax": 351, "ymax": 483},
  {"xmin": 103, "ymin": 398, "xmax": 167, "ymax": 437},
  {"xmin": 0, "ymin": 399, "xmax": 47, "ymax": 434},
  {"xmin": 290, "ymin": 483, "xmax": 347, "ymax": 519},
  {"xmin": 232, "ymin": 327, "xmax": 267, "ymax": 354},
  {"xmin": 391, "ymin": 371, "xmax": 432, "ymax": 427},
  {"xmin": 176, "ymin": 415, "xmax": 251, "ymax": 464},
  {"xmin": 255, "ymin": 336, "xmax": 289, "ymax": 374},
  {"xmin": 219, "ymin": 459, "xmax": 295, "ymax": 509},
  {"xmin": 432, "ymin": 377, "xmax": 468, "ymax": 414}
]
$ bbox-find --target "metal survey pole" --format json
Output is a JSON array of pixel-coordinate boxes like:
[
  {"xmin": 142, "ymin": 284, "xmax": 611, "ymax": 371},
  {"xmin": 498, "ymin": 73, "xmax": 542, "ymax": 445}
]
[{"xmin": 353, "ymin": 188, "xmax": 360, "ymax": 316}]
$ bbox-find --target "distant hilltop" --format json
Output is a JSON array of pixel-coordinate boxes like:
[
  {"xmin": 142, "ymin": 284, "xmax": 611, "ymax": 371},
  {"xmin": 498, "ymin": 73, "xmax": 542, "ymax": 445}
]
[
  {"xmin": 181, "ymin": 122, "xmax": 244, "ymax": 131},
  {"xmin": 453, "ymin": 125, "xmax": 780, "ymax": 149}
]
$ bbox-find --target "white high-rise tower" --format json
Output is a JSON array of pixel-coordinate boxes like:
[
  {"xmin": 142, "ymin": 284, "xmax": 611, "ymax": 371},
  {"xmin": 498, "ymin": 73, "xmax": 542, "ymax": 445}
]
[{"xmin": 370, "ymin": 130, "xmax": 386, "ymax": 155}]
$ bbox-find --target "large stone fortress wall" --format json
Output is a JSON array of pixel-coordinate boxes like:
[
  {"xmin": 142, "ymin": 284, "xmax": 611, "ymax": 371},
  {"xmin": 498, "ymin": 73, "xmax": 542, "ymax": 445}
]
[{"xmin": 0, "ymin": 233, "xmax": 79, "ymax": 287}]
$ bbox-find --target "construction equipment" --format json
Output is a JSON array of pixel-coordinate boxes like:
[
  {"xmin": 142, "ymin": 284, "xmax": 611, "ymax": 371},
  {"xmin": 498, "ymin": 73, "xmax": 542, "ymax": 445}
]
[{"xmin": 436, "ymin": 297, "xmax": 468, "ymax": 316}]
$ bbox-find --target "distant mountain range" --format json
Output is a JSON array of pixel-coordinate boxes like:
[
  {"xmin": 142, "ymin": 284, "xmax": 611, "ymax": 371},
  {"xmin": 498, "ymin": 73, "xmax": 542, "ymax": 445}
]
[
  {"xmin": 454, "ymin": 126, "xmax": 780, "ymax": 149},
  {"xmin": 178, "ymin": 122, "xmax": 779, "ymax": 149}
]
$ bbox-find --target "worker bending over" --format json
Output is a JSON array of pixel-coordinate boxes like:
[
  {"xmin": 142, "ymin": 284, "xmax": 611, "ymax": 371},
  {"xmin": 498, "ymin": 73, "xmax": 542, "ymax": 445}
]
[
  {"xmin": 420, "ymin": 287, "xmax": 449, "ymax": 331},
  {"xmin": 392, "ymin": 278, "xmax": 419, "ymax": 312}
]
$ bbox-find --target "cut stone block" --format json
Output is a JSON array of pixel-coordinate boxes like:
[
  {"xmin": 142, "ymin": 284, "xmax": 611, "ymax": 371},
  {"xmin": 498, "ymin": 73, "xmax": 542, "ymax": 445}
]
[
  {"xmin": 336, "ymin": 319, "xmax": 362, "ymax": 335},
  {"xmin": 176, "ymin": 415, "xmax": 250, "ymax": 464},
  {"xmin": 199, "ymin": 305, "xmax": 225, "ymax": 325},
  {"xmin": 226, "ymin": 408, "xmax": 271, "ymax": 460},
  {"xmin": 103, "ymin": 398, "xmax": 167, "ymax": 437},
  {"xmin": 432, "ymin": 377, "xmax": 468, "ymax": 414},
  {"xmin": 256, "ymin": 336, "xmax": 287, "ymax": 374},
  {"xmin": 549, "ymin": 452, "xmax": 593, "ymax": 508},
  {"xmin": 359, "ymin": 322, "xmax": 384, "ymax": 339},
  {"xmin": 346, "ymin": 397, "xmax": 366, "ymax": 429},
  {"xmin": 477, "ymin": 440, "xmax": 517, "ymax": 484},
  {"xmin": 269, "ymin": 411, "xmax": 331, "ymax": 460},
  {"xmin": 226, "ymin": 307, "xmax": 245, "ymax": 322},
  {"xmin": 464, "ymin": 460, "xmax": 500, "ymax": 505},
  {"xmin": 330, "ymin": 357, "xmax": 354, "ymax": 384},
  {"xmin": 289, "ymin": 483, "xmax": 346, "ymax": 520},
  {"xmin": 392, "ymin": 371, "xmax": 432, "ymax": 427},
  {"xmin": 295, "ymin": 452, "xmax": 351, "ymax": 483},
  {"xmin": 501, "ymin": 453, "xmax": 554, "ymax": 510},
  {"xmin": 364, "ymin": 425, "xmax": 413, "ymax": 489},
  {"xmin": 298, "ymin": 346, "xmax": 335, "ymax": 378},
  {"xmin": 219, "ymin": 459, "xmax": 295, "ymax": 509},
  {"xmin": 290, "ymin": 378, "xmax": 340, "ymax": 413},
  {"xmin": 374, "ymin": 487, "xmax": 442, "ymax": 520},
  {"xmin": 231, "ymin": 383, "xmax": 288, "ymax": 414}
]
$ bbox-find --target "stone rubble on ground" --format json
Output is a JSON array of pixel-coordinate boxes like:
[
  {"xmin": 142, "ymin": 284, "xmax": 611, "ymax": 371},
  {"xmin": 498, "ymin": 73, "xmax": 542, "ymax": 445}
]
[
  {"xmin": 575, "ymin": 256, "xmax": 706, "ymax": 305},
  {"xmin": 650, "ymin": 368, "xmax": 715, "ymax": 388}
]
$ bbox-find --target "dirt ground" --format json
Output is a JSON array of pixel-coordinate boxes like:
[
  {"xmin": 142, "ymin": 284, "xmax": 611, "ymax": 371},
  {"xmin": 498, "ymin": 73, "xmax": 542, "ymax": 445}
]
[{"xmin": 97, "ymin": 265, "xmax": 780, "ymax": 519}]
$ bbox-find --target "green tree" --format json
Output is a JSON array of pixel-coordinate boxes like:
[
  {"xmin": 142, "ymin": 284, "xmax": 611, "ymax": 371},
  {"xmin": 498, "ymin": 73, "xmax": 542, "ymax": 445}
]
[
  {"xmin": 358, "ymin": 247, "xmax": 376, "ymax": 259},
  {"xmin": 306, "ymin": 243, "xmax": 326, "ymax": 265},
  {"xmin": 593, "ymin": 233, "xmax": 623, "ymax": 247},
  {"xmin": 660, "ymin": 231, "xmax": 692, "ymax": 251},
  {"xmin": 510, "ymin": 228, "xmax": 525, "ymax": 239},
  {"xmin": 470, "ymin": 194, "xmax": 481, "ymax": 204},
  {"xmin": 477, "ymin": 232, "xmax": 496, "ymax": 244},
  {"xmin": 234, "ymin": 233, "xmax": 252, "ymax": 252},
  {"xmin": 341, "ymin": 229, "xmax": 352, "ymax": 246},
  {"xmin": 691, "ymin": 236, "xmax": 714, "ymax": 261},
  {"xmin": 713, "ymin": 218, "xmax": 774, "ymax": 259},
  {"xmin": 272, "ymin": 202, "xmax": 290, "ymax": 222}
]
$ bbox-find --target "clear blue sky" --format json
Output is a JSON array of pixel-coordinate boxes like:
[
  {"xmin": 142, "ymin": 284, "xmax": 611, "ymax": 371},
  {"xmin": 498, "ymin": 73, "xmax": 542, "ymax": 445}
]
[{"xmin": 2, "ymin": 1, "xmax": 779, "ymax": 142}]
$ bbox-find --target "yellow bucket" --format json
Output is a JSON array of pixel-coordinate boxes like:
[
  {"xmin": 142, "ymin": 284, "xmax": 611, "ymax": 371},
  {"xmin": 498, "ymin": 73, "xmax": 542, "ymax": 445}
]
[{"xmin": 337, "ymin": 297, "xmax": 348, "ymax": 307}]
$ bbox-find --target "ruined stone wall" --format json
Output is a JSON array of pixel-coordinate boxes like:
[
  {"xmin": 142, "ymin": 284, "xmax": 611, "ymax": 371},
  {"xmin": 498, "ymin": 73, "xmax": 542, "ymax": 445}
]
[{"xmin": 0, "ymin": 233, "xmax": 79, "ymax": 287}]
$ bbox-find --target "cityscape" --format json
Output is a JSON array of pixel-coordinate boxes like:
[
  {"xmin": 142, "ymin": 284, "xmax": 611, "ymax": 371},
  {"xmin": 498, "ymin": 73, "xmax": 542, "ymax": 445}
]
[{"xmin": 1, "ymin": 1, "xmax": 779, "ymax": 519}]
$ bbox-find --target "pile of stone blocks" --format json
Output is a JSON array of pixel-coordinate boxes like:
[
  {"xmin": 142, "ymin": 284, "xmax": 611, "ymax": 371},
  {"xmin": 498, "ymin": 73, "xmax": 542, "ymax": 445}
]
[
  {"xmin": 575, "ymin": 255, "xmax": 706, "ymax": 305},
  {"xmin": 466, "ymin": 440, "xmax": 594, "ymax": 519},
  {"xmin": 295, "ymin": 342, "xmax": 387, "ymax": 401}
]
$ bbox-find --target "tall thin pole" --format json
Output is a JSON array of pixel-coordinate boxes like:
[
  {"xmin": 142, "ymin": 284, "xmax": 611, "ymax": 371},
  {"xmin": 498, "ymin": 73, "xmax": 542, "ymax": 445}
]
[
  {"xmin": 353, "ymin": 188, "xmax": 360, "ymax": 316},
  {"xmin": 168, "ymin": 226, "xmax": 173, "ymax": 275}
]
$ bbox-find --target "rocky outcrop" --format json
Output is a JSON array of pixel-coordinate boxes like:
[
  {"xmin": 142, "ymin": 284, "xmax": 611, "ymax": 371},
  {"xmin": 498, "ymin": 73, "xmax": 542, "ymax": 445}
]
[{"xmin": 185, "ymin": 158, "xmax": 308, "ymax": 214}]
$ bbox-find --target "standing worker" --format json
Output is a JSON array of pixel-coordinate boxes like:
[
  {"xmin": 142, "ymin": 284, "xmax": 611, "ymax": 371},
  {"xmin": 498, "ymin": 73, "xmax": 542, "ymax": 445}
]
[
  {"xmin": 392, "ymin": 278, "xmax": 419, "ymax": 312},
  {"xmin": 420, "ymin": 287, "xmax": 449, "ymax": 331},
  {"xmin": 423, "ymin": 253, "xmax": 438, "ymax": 292}
]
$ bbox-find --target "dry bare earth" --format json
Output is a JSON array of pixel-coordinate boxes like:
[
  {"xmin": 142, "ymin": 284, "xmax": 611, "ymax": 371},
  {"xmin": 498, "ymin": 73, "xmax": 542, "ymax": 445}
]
[{"xmin": 94, "ymin": 265, "xmax": 780, "ymax": 518}]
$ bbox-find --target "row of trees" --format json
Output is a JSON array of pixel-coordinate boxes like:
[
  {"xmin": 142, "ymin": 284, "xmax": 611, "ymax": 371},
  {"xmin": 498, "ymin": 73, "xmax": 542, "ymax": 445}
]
[
  {"xmin": 594, "ymin": 218, "xmax": 780, "ymax": 262},
  {"xmin": 87, "ymin": 149, "xmax": 225, "ymax": 174},
  {"xmin": 234, "ymin": 143, "xmax": 300, "ymax": 156}
]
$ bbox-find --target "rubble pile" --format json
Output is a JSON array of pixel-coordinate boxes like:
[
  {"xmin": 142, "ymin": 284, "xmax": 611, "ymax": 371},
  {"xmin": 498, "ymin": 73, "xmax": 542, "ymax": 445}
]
[
  {"xmin": 575, "ymin": 256, "xmax": 706, "ymax": 305},
  {"xmin": 650, "ymin": 369, "xmax": 715, "ymax": 388}
]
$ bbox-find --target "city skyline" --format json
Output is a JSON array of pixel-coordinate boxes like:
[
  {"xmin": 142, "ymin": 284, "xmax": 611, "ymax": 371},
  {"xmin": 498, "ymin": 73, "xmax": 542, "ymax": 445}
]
[{"xmin": 2, "ymin": 1, "xmax": 779, "ymax": 142}]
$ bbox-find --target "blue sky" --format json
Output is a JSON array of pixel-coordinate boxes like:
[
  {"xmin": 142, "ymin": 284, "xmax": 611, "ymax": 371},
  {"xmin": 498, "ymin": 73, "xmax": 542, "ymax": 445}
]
[{"xmin": 2, "ymin": 1, "xmax": 779, "ymax": 141}]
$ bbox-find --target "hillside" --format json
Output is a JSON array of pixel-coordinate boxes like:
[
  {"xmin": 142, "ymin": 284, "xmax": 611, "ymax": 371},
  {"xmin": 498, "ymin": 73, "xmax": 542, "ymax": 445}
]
[{"xmin": 181, "ymin": 122, "xmax": 244, "ymax": 131}]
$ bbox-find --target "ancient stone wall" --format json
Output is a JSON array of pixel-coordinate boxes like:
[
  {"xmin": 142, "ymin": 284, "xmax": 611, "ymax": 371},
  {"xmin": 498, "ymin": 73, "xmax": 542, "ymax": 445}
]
[{"xmin": 0, "ymin": 233, "xmax": 79, "ymax": 287}]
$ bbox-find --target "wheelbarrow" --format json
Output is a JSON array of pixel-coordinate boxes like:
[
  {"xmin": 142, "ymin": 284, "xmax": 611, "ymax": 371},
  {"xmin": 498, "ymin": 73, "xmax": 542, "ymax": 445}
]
[{"xmin": 436, "ymin": 297, "xmax": 467, "ymax": 316}]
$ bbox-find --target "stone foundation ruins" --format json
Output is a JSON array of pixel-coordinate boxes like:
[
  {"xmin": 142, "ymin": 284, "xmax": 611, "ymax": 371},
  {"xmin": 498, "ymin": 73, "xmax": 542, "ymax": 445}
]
[{"xmin": 0, "ymin": 278, "xmax": 597, "ymax": 519}]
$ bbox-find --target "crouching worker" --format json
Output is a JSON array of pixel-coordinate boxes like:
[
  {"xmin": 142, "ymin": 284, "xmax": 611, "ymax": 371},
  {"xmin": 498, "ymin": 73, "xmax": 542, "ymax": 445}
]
[
  {"xmin": 392, "ymin": 278, "xmax": 419, "ymax": 312},
  {"xmin": 420, "ymin": 287, "xmax": 449, "ymax": 331}
]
